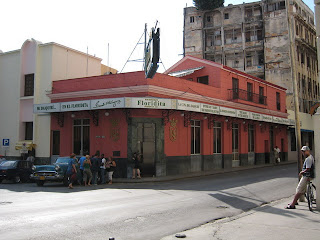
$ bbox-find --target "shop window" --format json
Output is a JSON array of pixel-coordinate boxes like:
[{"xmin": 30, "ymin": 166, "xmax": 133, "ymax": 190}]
[
  {"xmin": 197, "ymin": 76, "xmax": 209, "ymax": 85},
  {"xmin": 73, "ymin": 119, "xmax": 90, "ymax": 155},
  {"xmin": 191, "ymin": 120, "xmax": 201, "ymax": 155},
  {"xmin": 276, "ymin": 92, "xmax": 281, "ymax": 110},
  {"xmin": 213, "ymin": 122, "xmax": 222, "ymax": 154},
  {"xmin": 190, "ymin": 16, "xmax": 194, "ymax": 23},
  {"xmin": 232, "ymin": 123, "xmax": 239, "ymax": 161},
  {"xmin": 248, "ymin": 124, "xmax": 255, "ymax": 152},
  {"xmin": 24, "ymin": 74, "xmax": 34, "ymax": 97},
  {"xmin": 224, "ymin": 13, "xmax": 229, "ymax": 19},
  {"xmin": 25, "ymin": 122, "xmax": 33, "ymax": 140}
]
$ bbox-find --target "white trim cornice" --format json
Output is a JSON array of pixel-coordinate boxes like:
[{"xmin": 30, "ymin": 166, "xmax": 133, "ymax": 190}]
[{"xmin": 48, "ymin": 85, "xmax": 288, "ymax": 118}]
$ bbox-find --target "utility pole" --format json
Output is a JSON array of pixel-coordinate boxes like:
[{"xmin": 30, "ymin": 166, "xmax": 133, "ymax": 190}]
[{"xmin": 285, "ymin": 0, "xmax": 303, "ymax": 173}]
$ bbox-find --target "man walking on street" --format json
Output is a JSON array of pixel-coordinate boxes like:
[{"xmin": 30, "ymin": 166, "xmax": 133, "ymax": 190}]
[
  {"xmin": 286, "ymin": 146, "xmax": 315, "ymax": 209},
  {"xmin": 91, "ymin": 153, "xmax": 100, "ymax": 185}
]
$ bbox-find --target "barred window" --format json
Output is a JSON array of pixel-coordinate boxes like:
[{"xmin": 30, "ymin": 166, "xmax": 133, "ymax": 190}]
[{"xmin": 24, "ymin": 74, "xmax": 34, "ymax": 96}]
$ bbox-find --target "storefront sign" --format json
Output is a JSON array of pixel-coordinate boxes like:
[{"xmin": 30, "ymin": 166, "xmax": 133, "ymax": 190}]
[
  {"xmin": 91, "ymin": 98, "xmax": 125, "ymax": 110},
  {"xmin": 236, "ymin": 110, "xmax": 251, "ymax": 119},
  {"xmin": 130, "ymin": 98, "xmax": 173, "ymax": 109},
  {"xmin": 61, "ymin": 100, "xmax": 91, "ymax": 112},
  {"xmin": 33, "ymin": 103, "xmax": 60, "ymax": 113},
  {"xmin": 220, "ymin": 107, "xmax": 237, "ymax": 117},
  {"xmin": 177, "ymin": 100, "xmax": 201, "ymax": 112},
  {"xmin": 251, "ymin": 112, "xmax": 262, "ymax": 121},
  {"xmin": 200, "ymin": 104, "xmax": 220, "ymax": 114},
  {"xmin": 273, "ymin": 117, "xmax": 290, "ymax": 125},
  {"xmin": 34, "ymin": 97, "xmax": 290, "ymax": 125},
  {"xmin": 261, "ymin": 114, "xmax": 273, "ymax": 122}
]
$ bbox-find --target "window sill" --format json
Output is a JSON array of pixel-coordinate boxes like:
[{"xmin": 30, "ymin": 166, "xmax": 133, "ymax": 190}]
[{"xmin": 20, "ymin": 96, "xmax": 34, "ymax": 100}]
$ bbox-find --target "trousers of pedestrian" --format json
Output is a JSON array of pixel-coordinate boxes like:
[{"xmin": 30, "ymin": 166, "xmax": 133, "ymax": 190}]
[
  {"xmin": 83, "ymin": 169, "xmax": 92, "ymax": 183},
  {"xmin": 92, "ymin": 171, "xmax": 98, "ymax": 184},
  {"xmin": 100, "ymin": 168, "xmax": 106, "ymax": 184},
  {"xmin": 108, "ymin": 171, "xmax": 114, "ymax": 182}
]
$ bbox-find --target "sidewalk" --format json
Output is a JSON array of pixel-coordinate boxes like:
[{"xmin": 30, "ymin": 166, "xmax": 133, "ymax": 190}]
[
  {"xmin": 114, "ymin": 161, "xmax": 296, "ymax": 183},
  {"xmin": 162, "ymin": 197, "xmax": 320, "ymax": 240}
]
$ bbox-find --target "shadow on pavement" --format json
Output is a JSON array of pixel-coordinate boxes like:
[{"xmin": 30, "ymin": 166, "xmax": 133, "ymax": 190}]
[{"xmin": 0, "ymin": 164, "xmax": 296, "ymax": 195}]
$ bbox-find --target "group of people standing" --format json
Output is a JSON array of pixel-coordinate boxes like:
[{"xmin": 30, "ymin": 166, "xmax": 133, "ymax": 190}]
[{"xmin": 67, "ymin": 153, "xmax": 116, "ymax": 189}]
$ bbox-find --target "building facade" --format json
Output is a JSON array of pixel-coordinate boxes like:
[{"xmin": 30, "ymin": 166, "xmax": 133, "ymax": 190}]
[
  {"xmin": 34, "ymin": 56, "xmax": 290, "ymax": 177},
  {"xmin": 0, "ymin": 39, "xmax": 115, "ymax": 163},
  {"xmin": 184, "ymin": 0, "xmax": 318, "ymax": 160}
]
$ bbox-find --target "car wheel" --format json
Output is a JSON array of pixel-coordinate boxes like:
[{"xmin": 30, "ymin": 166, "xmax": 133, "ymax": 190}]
[
  {"xmin": 14, "ymin": 176, "xmax": 21, "ymax": 183},
  {"xmin": 36, "ymin": 180, "xmax": 45, "ymax": 186},
  {"xmin": 63, "ymin": 176, "xmax": 69, "ymax": 186}
]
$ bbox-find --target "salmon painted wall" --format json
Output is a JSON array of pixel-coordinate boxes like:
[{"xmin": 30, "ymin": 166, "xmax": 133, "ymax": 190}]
[{"xmin": 51, "ymin": 109, "xmax": 128, "ymax": 158}]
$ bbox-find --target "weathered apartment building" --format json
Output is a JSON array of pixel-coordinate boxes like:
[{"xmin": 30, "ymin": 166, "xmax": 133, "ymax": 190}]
[{"xmin": 184, "ymin": 0, "xmax": 318, "ymax": 160}]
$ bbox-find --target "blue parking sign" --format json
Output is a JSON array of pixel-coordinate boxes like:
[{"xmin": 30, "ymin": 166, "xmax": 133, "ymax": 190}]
[{"xmin": 2, "ymin": 139, "xmax": 9, "ymax": 147}]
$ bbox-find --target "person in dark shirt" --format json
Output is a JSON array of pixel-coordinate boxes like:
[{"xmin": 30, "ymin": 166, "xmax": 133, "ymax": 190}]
[{"xmin": 91, "ymin": 154, "xmax": 100, "ymax": 185}]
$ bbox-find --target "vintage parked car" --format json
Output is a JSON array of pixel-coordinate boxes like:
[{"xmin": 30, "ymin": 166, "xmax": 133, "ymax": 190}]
[
  {"xmin": 0, "ymin": 160, "xmax": 33, "ymax": 183},
  {"xmin": 30, "ymin": 157, "xmax": 80, "ymax": 186}
]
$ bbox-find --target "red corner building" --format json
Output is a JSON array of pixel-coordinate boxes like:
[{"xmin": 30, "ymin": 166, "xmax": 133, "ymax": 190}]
[{"xmin": 34, "ymin": 56, "xmax": 291, "ymax": 178}]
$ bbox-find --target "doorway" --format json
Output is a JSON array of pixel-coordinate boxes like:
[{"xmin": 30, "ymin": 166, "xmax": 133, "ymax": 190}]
[
  {"xmin": 137, "ymin": 123, "xmax": 156, "ymax": 176},
  {"xmin": 52, "ymin": 131, "xmax": 60, "ymax": 155},
  {"xmin": 73, "ymin": 119, "xmax": 90, "ymax": 155},
  {"xmin": 269, "ymin": 126, "xmax": 274, "ymax": 163},
  {"xmin": 129, "ymin": 118, "xmax": 164, "ymax": 177},
  {"xmin": 232, "ymin": 123, "xmax": 240, "ymax": 167}
]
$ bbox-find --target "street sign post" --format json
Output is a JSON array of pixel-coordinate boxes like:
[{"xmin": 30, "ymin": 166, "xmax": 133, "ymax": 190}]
[
  {"xmin": 2, "ymin": 139, "xmax": 10, "ymax": 158},
  {"xmin": 2, "ymin": 139, "xmax": 9, "ymax": 147}
]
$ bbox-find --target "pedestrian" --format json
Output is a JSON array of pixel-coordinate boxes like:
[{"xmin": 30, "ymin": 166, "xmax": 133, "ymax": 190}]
[
  {"xmin": 26, "ymin": 153, "xmax": 35, "ymax": 164},
  {"xmin": 67, "ymin": 153, "xmax": 78, "ymax": 189},
  {"xmin": 106, "ymin": 157, "xmax": 116, "ymax": 184},
  {"xmin": 100, "ymin": 154, "xmax": 107, "ymax": 184},
  {"xmin": 83, "ymin": 155, "xmax": 92, "ymax": 186},
  {"xmin": 274, "ymin": 146, "xmax": 281, "ymax": 164},
  {"xmin": 286, "ymin": 146, "xmax": 315, "ymax": 209},
  {"xmin": 79, "ymin": 153, "xmax": 86, "ymax": 185},
  {"xmin": 132, "ymin": 152, "xmax": 141, "ymax": 179},
  {"xmin": 91, "ymin": 153, "xmax": 100, "ymax": 185}
]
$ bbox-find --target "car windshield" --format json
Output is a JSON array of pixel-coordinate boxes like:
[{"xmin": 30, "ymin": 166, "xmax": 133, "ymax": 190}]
[
  {"xmin": 55, "ymin": 158, "xmax": 70, "ymax": 164},
  {"xmin": 0, "ymin": 161, "xmax": 18, "ymax": 167}
]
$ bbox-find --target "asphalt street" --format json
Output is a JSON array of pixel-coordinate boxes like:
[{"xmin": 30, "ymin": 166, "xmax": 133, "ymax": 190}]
[{"xmin": 0, "ymin": 164, "xmax": 297, "ymax": 240}]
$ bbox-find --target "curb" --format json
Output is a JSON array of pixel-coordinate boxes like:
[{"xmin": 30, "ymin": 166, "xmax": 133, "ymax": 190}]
[{"xmin": 113, "ymin": 161, "xmax": 296, "ymax": 183}]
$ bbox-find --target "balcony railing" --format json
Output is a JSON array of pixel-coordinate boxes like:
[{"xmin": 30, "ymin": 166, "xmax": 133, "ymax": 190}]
[{"xmin": 228, "ymin": 88, "xmax": 267, "ymax": 105}]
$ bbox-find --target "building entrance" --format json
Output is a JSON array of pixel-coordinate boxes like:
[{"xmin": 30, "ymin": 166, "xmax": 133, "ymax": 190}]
[{"xmin": 129, "ymin": 118, "xmax": 164, "ymax": 177}]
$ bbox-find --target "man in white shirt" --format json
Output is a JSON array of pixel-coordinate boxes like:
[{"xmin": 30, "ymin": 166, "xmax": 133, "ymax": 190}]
[
  {"xmin": 286, "ymin": 146, "xmax": 315, "ymax": 209},
  {"xmin": 100, "ymin": 154, "xmax": 107, "ymax": 184}
]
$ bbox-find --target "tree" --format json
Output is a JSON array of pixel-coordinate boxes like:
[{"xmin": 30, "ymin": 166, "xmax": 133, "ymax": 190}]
[{"xmin": 193, "ymin": 0, "xmax": 224, "ymax": 10}]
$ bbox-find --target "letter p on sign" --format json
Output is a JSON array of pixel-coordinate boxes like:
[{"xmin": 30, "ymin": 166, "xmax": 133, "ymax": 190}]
[{"xmin": 2, "ymin": 139, "xmax": 9, "ymax": 147}]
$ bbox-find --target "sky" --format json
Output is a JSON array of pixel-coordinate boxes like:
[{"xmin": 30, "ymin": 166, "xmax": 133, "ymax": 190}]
[{"xmin": 0, "ymin": 0, "xmax": 316, "ymax": 73}]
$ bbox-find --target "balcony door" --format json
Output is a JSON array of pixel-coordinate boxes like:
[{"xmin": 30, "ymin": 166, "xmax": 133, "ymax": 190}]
[{"xmin": 232, "ymin": 78, "xmax": 239, "ymax": 99}]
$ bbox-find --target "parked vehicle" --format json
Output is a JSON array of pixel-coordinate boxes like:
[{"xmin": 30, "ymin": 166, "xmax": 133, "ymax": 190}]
[
  {"xmin": 0, "ymin": 156, "xmax": 6, "ymax": 164},
  {"xmin": 0, "ymin": 160, "xmax": 33, "ymax": 183},
  {"xmin": 30, "ymin": 157, "xmax": 80, "ymax": 186}
]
